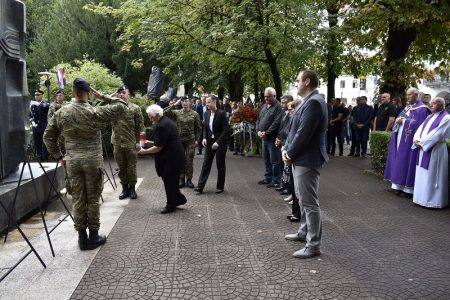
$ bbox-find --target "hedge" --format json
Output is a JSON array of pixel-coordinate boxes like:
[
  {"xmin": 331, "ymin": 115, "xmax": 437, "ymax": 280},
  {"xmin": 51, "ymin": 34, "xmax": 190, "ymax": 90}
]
[
  {"xmin": 370, "ymin": 131, "xmax": 450, "ymax": 176},
  {"xmin": 369, "ymin": 131, "xmax": 392, "ymax": 175}
]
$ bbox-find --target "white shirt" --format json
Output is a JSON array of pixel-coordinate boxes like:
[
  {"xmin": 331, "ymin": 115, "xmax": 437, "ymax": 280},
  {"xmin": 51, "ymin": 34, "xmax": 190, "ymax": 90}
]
[{"xmin": 209, "ymin": 112, "xmax": 215, "ymax": 138}]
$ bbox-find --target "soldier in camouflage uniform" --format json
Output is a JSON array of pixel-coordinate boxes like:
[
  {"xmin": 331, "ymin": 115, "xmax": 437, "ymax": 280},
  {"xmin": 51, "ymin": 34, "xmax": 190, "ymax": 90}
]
[
  {"xmin": 112, "ymin": 85, "xmax": 144, "ymax": 200},
  {"xmin": 44, "ymin": 78, "xmax": 128, "ymax": 251},
  {"xmin": 47, "ymin": 90, "xmax": 72, "ymax": 194},
  {"xmin": 164, "ymin": 97, "xmax": 201, "ymax": 188}
]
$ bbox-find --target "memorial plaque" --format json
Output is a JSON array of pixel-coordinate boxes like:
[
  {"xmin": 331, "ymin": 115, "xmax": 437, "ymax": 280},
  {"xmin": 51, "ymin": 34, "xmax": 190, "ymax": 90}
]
[{"xmin": 0, "ymin": 0, "xmax": 28, "ymax": 179}]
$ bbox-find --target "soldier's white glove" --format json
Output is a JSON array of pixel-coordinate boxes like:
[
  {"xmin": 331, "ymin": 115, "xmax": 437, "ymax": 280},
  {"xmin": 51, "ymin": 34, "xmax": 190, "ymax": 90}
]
[
  {"xmin": 135, "ymin": 143, "xmax": 141, "ymax": 151},
  {"xmin": 202, "ymin": 139, "xmax": 207, "ymax": 147}
]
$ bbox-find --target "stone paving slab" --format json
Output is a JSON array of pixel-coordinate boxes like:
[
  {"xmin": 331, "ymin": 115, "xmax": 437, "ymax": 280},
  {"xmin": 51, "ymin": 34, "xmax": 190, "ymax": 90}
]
[{"xmin": 67, "ymin": 154, "xmax": 450, "ymax": 299}]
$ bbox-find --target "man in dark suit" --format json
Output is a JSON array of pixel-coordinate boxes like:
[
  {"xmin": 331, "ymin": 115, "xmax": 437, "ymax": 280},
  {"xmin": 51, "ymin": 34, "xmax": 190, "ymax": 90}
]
[
  {"xmin": 196, "ymin": 96, "xmax": 208, "ymax": 154},
  {"xmin": 194, "ymin": 95, "xmax": 229, "ymax": 194},
  {"xmin": 283, "ymin": 70, "xmax": 329, "ymax": 259},
  {"xmin": 138, "ymin": 104, "xmax": 187, "ymax": 214}
]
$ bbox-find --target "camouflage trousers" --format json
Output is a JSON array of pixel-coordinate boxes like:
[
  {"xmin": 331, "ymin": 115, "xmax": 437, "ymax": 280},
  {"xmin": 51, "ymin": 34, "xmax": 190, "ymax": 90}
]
[
  {"xmin": 113, "ymin": 145, "xmax": 138, "ymax": 185},
  {"xmin": 66, "ymin": 159, "xmax": 104, "ymax": 231},
  {"xmin": 181, "ymin": 139, "xmax": 196, "ymax": 180}
]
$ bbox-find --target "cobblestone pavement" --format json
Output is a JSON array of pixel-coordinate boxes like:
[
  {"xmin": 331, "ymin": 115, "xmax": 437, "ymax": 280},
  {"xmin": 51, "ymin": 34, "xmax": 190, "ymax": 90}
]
[{"xmin": 71, "ymin": 154, "xmax": 450, "ymax": 299}]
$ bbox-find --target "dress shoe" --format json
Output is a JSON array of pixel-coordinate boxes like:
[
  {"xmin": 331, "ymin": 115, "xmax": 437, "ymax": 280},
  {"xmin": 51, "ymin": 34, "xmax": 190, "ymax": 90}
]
[
  {"xmin": 288, "ymin": 216, "xmax": 300, "ymax": 222},
  {"xmin": 267, "ymin": 183, "xmax": 280, "ymax": 188},
  {"xmin": 129, "ymin": 185, "xmax": 137, "ymax": 199},
  {"xmin": 194, "ymin": 187, "xmax": 203, "ymax": 194},
  {"xmin": 275, "ymin": 186, "xmax": 285, "ymax": 192},
  {"xmin": 233, "ymin": 151, "xmax": 239, "ymax": 155},
  {"xmin": 160, "ymin": 206, "xmax": 176, "ymax": 214},
  {"xmin": 87, "ymin": 229, "xmax": 107, "ymax": 250},
  {"xmin": 186, "ymin": 179, "xmax": 194, "ymax": 188},
  {"xmin": 280, "ymin": 190, "xmax": 290, "ymax": 195},
  {"xmin": 258, "ymin": 179, "xmax": 270, "ymax": 185},
  {"xmin": 179, "ymin": 178, "xmax": 186, "ymax": 188},
  {"xmin": 196, "ymin": 151, "xmax": 202, "ymax": 155},
  {"xmin": 284, "ymin": 195, "xmax": 293, "ymax": 202},
  {"xmin": 285, "ymin": 233, "xmax": 306, "ymax": 242},
  {"xmin": 119, "ymin": 184, "xmax": 130, "ymax": 200},
  {"xmin": 215, "ymin": 189, "xmax": 224, "ymax": 194},
  {"xmin": 293, "ymin": 246, "xmax": 321, "ymax": 259},
  {"xmin": 347, "ymin": 153, "xmax": 354, "ymax": 157},
  {"xmin": 176, "ymin": 197, "xmax": 187, "ymax": 207}
]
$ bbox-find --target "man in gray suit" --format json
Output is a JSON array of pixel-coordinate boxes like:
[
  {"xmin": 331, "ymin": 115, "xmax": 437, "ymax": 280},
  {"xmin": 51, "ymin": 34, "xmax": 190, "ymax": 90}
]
[{"xmin": 283, "ymin": 70, "xmax": 329, "ymax": 259}]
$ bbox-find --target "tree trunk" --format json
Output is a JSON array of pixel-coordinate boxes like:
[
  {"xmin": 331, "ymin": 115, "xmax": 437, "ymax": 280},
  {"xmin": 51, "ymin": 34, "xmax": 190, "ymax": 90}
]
[
  {"xmin": 253, "ymin": 70, "xmax": 260, "ymax": 103},
  {"xmin": 228, "ymin": 68, "xmax": 244, "ymax": 101},
  {"xmin": 326, "ymin": 5, "xmax": 339, "ymax": 101},
  {"xmin": 264, "ymin": 49, "xmax": 282, "ymax": 99},
  {"xmin": 217, "ymin": 86, "xmax": 225, "ymax": 100},
  {"xmin": 380, "ymin": 24, "xmax": 417, "ymax": 97}
]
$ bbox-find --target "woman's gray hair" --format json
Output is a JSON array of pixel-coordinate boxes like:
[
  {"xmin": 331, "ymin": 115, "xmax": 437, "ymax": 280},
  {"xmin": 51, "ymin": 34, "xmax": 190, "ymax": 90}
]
[{"xmin": 146, "ymin": 104, "xmax": 164, "ymax": 117}]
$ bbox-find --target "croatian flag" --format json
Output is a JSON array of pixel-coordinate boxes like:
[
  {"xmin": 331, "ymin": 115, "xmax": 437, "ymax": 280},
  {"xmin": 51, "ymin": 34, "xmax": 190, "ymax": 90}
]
[{"xmin": 56, "ymin": 67, "xmax": 66, "ymax": 89}]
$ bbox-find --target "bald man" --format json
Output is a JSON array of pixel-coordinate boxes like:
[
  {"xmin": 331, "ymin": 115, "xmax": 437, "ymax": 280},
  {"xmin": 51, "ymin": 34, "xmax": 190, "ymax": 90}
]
[
  {"xmin": 384, "ymin": 88, "xmax": 430, "ymax": 195},
  {"xmin": 374, "ymin": 93, "xmax": 396, "ymax": 131}
]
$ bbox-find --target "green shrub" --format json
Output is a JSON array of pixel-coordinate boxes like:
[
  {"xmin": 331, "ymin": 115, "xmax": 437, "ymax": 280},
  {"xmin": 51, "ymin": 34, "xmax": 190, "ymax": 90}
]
[{"xmin": 370, "ymin": 131, "xmax": 392, "ymax": 175}]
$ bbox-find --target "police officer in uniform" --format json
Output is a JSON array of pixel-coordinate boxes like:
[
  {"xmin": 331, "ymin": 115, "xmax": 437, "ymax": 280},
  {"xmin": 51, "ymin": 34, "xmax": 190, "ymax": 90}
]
[
  {"xmin": 44, "ymin": 78, "xmax": 128, "ymax": 251},
  {"xmin": 30, "ymin": 89, "xmax": 50, "ymax": 161},
  {"xmin": 111, "ymin": 85, "xmax": 145, "ymax": 199},
  {"xmin": 164, "ymin": 96, "xmax": 201, "ymax": 188}
]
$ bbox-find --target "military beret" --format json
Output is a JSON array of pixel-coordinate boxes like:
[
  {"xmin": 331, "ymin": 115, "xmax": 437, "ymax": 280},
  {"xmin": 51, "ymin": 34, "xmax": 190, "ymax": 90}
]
[
  {"xmin": 117, "ymin": 85, "xmax": 128, "ymax": 93},
  {"xmin": 73, "ymin": 78, "xmax": 91, "ymax": 92},
  {"xmin": 180, "ymin": 96, "xmax": 189, "ymax": 100},
  {"xmin": 34, "ymin": 89, "xmax": 44, "ymax": 95}
]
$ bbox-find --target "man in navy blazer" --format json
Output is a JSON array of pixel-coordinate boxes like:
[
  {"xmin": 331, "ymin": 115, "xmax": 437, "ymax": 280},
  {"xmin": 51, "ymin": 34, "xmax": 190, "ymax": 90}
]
[{"xmin": 283, "ymin": 70, "xmax": 329, "ymax": 259}]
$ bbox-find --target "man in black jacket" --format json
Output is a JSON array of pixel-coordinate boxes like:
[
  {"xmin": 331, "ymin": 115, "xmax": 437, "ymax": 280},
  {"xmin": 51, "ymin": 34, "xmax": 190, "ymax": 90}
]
[
  {"xmin": 352, "ymin": 96, "xmax": 374, "ymax": 158},
  {"xmin": 256, "ymin": 87, "xmax": 283, "ymax": 187},
  {"xmin": 194, "ymin": 95, "xmax": 230, "ymax": 194}
]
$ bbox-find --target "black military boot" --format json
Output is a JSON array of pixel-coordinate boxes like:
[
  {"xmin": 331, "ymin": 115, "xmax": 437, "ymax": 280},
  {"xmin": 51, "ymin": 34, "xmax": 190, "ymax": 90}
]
[
  {"xmin": 129, "ymin": 185, "xmax": 137, "ymax": 199},
  {"xmin": 186, "ymin": 179, "xmax": 194, "ymax": 188},
  {"xmin": 78, "ymin": 229, "xmax": 88, "ymax": 251},
  {"xmin": 179, "ymin": 178, "xmax": 185, "ymax": 188},
  {"xmin": 87, "ymin": 229, "xmax": 107, "ymax": 250},
  {"xmin": 119, "ymin": 184, "xmax": 130, "ymax": 200}
]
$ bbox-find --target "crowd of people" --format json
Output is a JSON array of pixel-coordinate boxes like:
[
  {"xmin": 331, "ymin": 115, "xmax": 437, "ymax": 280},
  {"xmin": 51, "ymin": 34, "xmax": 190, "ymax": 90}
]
[{"xmin": 34, "ymin": 71, "xmax": 449, "ymax": 256}]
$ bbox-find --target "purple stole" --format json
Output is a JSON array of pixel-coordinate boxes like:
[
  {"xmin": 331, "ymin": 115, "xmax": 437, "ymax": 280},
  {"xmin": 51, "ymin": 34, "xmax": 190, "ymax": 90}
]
[{"xmin": 418, "ymin": 110, "xmax": 449, "ymax": 169}]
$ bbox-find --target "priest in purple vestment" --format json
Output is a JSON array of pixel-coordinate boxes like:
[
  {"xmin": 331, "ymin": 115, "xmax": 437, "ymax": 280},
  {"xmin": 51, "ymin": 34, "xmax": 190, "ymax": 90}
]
[{"xmin": 384, "ymin": 88, "xmax": 430, "ymax": 194}]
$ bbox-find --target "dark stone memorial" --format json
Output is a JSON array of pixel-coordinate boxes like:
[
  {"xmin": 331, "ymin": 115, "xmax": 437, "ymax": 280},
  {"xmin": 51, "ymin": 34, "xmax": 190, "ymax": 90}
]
[
  {"xmin": 0, "ymin": 0, "xmax": 28, "ymax": 180},
  {"xmin": 147, "ymin": 66, "xmax": 165, "ymax": 99}
]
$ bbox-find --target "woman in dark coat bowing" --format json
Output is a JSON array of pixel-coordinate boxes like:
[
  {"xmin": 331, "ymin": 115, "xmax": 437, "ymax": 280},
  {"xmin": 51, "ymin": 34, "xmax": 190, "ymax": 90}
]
[{"xmin": 138, "ymin": 104, "xmax": 187, "ymax": 214}]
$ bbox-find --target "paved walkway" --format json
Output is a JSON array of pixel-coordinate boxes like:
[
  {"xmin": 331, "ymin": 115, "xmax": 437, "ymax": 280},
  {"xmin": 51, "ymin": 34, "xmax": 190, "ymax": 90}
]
[{"xmin": 69, "ymin": 154, "xmax": 450, "ymax": 299}]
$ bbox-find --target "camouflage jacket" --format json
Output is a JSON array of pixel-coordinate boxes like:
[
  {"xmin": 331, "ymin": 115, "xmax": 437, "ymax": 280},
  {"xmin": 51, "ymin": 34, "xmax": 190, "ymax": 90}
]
[
  {"xmin": 43, "ymin": 96, "xmax": 127, "ymax": 164},
  {"xmin": 111, "ymin": 102, "xmax": 144, "ymax": 148},
  {"xmin": 47, "ymin": 101, "xmax": 70, "ymax": 123},
  {"xmin": 164, "ymin": 106, "xmax": 201, "ymax": 142}
]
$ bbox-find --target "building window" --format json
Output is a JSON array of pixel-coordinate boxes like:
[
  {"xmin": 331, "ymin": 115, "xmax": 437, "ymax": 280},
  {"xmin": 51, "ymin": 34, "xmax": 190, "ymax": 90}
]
[
  {"xmin": 352, "ymin": 80, "xmax": 358, "ymax": 89},
  {"xmin": 360, "ymin": 78, "xmax": 367, "ymax": 90},
  {"xmin": 340, "ymin": 80, "xmax": 345, "ymax": 88}
]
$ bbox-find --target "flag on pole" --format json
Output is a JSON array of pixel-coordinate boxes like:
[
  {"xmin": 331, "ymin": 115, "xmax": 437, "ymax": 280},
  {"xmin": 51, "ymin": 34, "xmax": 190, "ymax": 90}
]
[{"xmin": 56, "ymin": 67, "xmax": 66, "ymax": 90}]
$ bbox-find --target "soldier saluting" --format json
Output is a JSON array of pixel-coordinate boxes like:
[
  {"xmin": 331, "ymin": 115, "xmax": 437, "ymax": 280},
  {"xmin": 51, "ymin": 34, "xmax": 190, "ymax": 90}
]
[
  {"xmin": 111, "ymin": 85, "xmax": 144, "ymax": 200},
  {"xmin": 44, "ymin": 78, "xmax": 128, "ymax": 251},
  {"xmin": 164, "ymin": 96, "xmax": 201, "ymax": 188}
]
